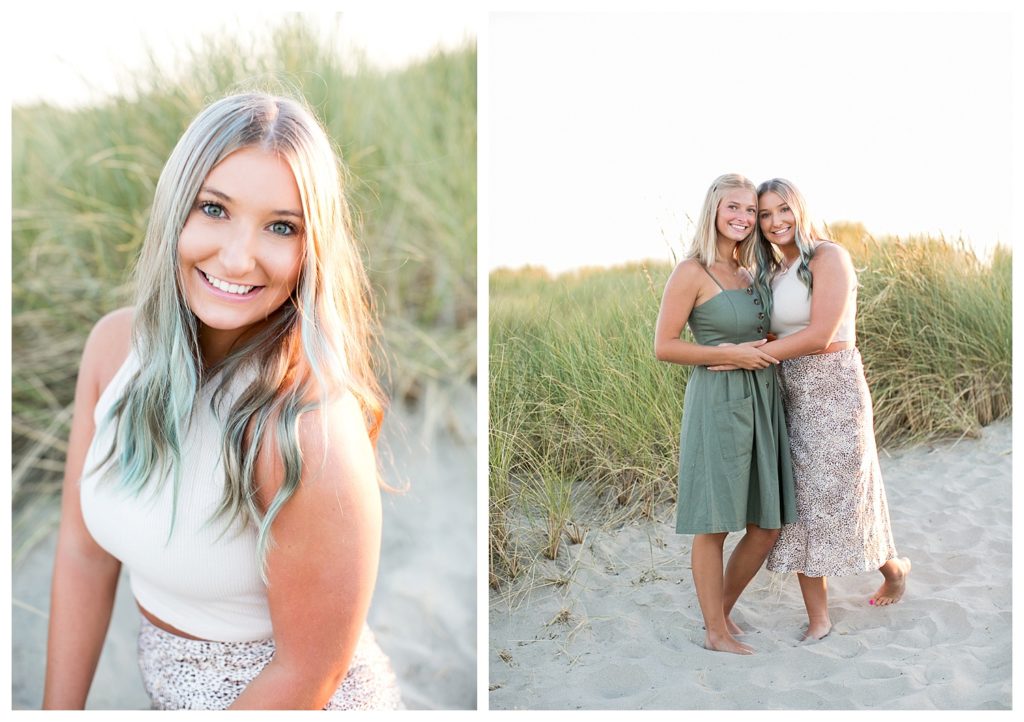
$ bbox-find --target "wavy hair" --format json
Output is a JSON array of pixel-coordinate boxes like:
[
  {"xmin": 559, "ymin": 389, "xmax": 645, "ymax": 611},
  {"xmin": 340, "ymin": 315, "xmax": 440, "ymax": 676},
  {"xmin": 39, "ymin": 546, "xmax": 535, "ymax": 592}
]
[
  {"xmin": 740, "ymin": 177, "xmax": 828, "ymax": 320},
  {"xmin": 686, "ymin": 173, "xmax": 757, "ymax": 267},
  {"xmin": 96, "ymin": 92, "xmax": 385, "ymax": 576}
]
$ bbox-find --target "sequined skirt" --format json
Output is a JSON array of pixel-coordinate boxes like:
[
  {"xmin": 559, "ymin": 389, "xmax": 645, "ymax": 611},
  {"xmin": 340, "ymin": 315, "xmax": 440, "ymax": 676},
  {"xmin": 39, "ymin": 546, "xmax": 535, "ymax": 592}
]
[
  {"xmin": 137, "ymin": 616, "xmax": 403, "ymax": 710},
  {"xmin": 765, "ymin": 348, "xmax": 897, "ymax": 577}
]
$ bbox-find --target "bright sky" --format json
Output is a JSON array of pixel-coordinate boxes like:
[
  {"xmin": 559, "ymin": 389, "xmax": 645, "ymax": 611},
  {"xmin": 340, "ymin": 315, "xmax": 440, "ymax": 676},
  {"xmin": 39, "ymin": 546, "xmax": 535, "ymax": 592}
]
[
  {"xmin": 488, "ymin": 9, "xmax": 1013, "ymax": 273},
  {"xmin": 8, "ymin": 9, "xmax": 475, "ymax": 107}
]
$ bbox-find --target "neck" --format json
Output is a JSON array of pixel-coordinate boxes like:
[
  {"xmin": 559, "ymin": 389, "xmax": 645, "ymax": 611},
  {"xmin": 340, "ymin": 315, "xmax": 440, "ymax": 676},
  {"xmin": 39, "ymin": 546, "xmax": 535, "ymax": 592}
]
[
  {"xmin": 198, "ymin": 324, "xmax": 255, "ymax": 367},
  {"xmin": 714, "ymin": 238, "xmax": 738, "ymax": 265}
]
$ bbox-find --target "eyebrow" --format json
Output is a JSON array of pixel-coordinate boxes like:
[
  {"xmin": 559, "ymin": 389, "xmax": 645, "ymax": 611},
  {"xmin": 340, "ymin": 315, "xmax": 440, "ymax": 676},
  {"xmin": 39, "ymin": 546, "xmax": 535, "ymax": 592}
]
[{"xmin": 199, "ymin": 186, "xmax": 303, "ymax": 219}]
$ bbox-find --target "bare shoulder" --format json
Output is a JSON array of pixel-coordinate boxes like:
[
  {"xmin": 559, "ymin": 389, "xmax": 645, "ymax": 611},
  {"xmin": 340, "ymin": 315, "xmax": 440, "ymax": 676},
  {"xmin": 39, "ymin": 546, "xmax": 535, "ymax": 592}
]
[
  {"xmin": 672, "ymin": 258, "xmax": 705, "ymax": 280},
  {"xmin": 80, "ymin": 306, "xmax": 135, "ymax": 399},
  {"xmin": 664, "ymin": 258, "xmax": 705, "ymax": 291},
  {"xmin": 810, "ymin": 241, "xmax": 852, "ymax": 270},
  {"xmin": 296, "ymin": 393, "xmax": 378, "ymax": 498}
]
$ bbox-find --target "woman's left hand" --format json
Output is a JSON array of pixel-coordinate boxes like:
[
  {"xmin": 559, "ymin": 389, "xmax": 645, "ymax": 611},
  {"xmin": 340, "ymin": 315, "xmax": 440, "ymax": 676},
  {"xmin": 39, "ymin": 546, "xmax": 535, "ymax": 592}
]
[
  {"xmin": 708, "ymin": 335, "xmax": 775, "ymax": 370},
  {"xmin": 707, "ymin": 342, "xmax": 740, "ymax": 371}
]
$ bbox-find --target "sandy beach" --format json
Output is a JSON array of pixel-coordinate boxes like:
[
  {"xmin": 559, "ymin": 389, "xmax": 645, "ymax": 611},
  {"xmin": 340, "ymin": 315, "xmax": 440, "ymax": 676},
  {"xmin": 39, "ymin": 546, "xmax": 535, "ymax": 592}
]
[
  {"xmin": 489, "ymin": 418, "xmax": 1012, "ymax": 710},
  {"xmin": 12, "ymin": 382, "xmax": 476, "ymax": 710}
]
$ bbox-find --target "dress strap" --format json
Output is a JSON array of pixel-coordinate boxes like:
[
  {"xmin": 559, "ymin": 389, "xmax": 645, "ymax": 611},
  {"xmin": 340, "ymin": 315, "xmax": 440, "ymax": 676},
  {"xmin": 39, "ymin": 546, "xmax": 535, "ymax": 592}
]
[{"xmin": 699, "ymin": 264, "xmax": 727, "ymax": 291}]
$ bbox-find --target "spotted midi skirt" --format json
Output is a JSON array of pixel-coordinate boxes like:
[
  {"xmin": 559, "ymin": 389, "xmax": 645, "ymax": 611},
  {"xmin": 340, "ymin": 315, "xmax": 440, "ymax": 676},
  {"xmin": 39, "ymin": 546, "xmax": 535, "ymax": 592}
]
[
  {"xmin": 765, "ymin": 348, "xmax": 897, "ymax": 577},
  {"xmin": 137, "ymin": 617, "xmax": 403, "ymax": 710}
]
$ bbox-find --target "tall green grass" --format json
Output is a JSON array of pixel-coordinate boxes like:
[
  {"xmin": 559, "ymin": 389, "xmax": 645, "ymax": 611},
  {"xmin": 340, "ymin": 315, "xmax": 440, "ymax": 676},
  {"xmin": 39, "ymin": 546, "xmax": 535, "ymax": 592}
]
[
  {"xmin": 488, "ymin": 227, "xmax": 1011, "ymax": 588},
  {"xmin": 12, "ymin": 18, "xmax": 476, "ymax": 556}
]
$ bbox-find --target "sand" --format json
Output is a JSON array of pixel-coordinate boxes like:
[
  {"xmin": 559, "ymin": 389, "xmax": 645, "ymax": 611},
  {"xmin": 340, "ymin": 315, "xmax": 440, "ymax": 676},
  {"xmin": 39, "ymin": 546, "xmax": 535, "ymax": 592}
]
[
  {"xmin": 489, "ymin": 418, "xmax": 1012, "ymax": 710},
  {"xmin": 11, "ymin": 382, "xmax": 476, "ymax": 710}
]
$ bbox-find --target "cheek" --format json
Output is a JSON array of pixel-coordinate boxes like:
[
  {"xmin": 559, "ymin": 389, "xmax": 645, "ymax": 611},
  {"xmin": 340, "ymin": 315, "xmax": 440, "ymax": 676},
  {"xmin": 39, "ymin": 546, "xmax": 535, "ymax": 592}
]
[
  {"xmin": 176, "ymin": 221, "xmax": 206, "ymax": 266},
  {"xmin": 270, "ymin": 246, "xmax": 304, "ymax": 292}
]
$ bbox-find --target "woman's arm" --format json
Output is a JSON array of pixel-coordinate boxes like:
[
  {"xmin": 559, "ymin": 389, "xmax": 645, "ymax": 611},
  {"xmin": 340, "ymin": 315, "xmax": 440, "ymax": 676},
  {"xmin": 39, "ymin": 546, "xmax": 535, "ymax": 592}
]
[
  {"xmin": 229, "ymin": 393, "xmax": 382, "ymax": 710},
  {"xmin": 654, "ymin": 260, "xmax": 778, "ymax": 369},
  {"xmin": 710, "ymin": 243, "xmax": 855, "ymax": 370},
  {"xmin": 43, "ymin": 309, "xmax": 132, "ymax": 709}
]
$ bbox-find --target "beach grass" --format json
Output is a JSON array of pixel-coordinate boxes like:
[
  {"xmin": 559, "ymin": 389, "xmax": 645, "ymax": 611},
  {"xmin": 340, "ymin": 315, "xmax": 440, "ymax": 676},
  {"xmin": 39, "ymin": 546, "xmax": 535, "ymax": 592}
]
[
  {"xmin": 12, "ymin": 17, "xmax": 476, "ymax": 555},
  {"xmin": 488, "ymin": 226, "xmax": 1011, "ymax": 588}
]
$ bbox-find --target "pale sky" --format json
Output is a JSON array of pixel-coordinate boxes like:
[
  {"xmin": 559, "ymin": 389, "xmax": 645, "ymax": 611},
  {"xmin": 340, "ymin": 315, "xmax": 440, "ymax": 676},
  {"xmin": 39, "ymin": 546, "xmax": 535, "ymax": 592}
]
[
  {"xmin": 489, "ymin": 10, "xmax": 1013, "ymax": 272},
  {"xmin": 8, "ymin": 9, "xmax": 476, "ymax": 107}
]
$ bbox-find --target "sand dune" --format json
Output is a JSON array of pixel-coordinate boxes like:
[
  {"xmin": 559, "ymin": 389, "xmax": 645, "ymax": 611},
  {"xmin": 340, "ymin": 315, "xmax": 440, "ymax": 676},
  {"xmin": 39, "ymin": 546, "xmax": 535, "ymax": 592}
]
[{"xmin": 489, "ymin": 418, "xmax": 1011, "ymax": 710}]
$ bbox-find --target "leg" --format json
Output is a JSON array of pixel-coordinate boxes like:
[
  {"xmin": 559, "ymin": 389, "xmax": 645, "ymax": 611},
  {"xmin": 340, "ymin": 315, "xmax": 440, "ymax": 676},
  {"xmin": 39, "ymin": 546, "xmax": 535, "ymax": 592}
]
[
  {"xmin": 871, "ymin": 557, "xmax": 912, "ymax": 606},
  {"xmin": 797, "ymin": 573, "xmax": 832, "ymax": 640},
  {"xmin": 691, "ymin": 532, "xmax": 753, "ymax": 655},
  {"xmin": 722, "ymin": 524, "xmax": 780, "ymax": 633}
]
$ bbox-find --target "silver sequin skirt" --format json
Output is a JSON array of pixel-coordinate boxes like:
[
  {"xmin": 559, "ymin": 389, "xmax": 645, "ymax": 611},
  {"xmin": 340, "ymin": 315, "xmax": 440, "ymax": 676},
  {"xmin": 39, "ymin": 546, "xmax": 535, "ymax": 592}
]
[
  {"xmin": 137, "ymin": 616, "xmax": 403, "ymax": 710},
  {"xmin": 766, "ymin": 348, "xmax": 897, "ymax": 577}
]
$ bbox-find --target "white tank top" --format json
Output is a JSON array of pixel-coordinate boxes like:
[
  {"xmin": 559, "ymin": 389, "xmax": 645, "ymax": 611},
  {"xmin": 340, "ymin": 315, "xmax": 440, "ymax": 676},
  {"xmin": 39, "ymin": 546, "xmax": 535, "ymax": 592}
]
[
  {"xmin": 79, "ymin": 349, "xmax": 273, "ymax": 642},
  {"xmin": 770, "ymin": 262, "xmax": 856, "ymax": 342}
]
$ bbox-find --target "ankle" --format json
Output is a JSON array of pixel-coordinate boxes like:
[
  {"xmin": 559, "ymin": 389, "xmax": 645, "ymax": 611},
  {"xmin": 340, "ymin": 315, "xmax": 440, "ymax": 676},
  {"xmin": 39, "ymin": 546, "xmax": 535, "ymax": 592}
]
[{"xmin": 705, "ymin": 627, "xmax": 733, "ymax": 642}]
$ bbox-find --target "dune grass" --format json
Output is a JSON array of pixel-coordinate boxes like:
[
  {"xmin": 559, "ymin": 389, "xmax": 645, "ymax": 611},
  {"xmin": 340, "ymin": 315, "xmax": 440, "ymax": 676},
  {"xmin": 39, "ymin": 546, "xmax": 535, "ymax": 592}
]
[
  {"xmin": 12, "ymin": 18, "xmax": 476, "ymax": 557},
  {"xmin": 488, "ymin": 226, "xmax": 1011, "ymax": 588}
]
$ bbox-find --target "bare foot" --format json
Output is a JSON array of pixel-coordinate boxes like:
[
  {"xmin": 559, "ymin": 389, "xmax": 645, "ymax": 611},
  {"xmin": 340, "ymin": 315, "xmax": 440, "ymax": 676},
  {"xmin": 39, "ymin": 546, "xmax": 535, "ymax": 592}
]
[
  {"xmin": 871, "ymin": 557, "xmax": 912, "ymax": 607},
  {"xmin": 705, "ymin": 630, "xmax": 754, "ymax": 655},
  {"xmin": 800, "ymin": 617, "xmax": 832, "ymax": 641},
  {"xmin": 725, "ymin": 614, "xmax": 744, "ymax": 636}
]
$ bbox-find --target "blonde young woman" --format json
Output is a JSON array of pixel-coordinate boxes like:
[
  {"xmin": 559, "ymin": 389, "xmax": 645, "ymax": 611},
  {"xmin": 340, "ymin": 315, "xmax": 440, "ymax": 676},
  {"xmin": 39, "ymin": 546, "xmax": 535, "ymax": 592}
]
[
  {"xmin": 43, "ymin": 93, "xmax": 402, "ymax": 709},
  {"xmin": 654, "ymin": 173, "xmax": 797, "ymax": 656},
  {"xmin": 720, "ymin": 177, "xmax": 911, "ymax": 641}
]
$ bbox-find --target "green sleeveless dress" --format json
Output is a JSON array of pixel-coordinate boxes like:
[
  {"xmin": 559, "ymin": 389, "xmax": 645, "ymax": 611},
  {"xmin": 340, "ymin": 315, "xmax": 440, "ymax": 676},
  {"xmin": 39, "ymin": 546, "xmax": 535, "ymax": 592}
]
[{"xmin": 675, "ymin": 270, "xmax": 797, "ymax": 534}]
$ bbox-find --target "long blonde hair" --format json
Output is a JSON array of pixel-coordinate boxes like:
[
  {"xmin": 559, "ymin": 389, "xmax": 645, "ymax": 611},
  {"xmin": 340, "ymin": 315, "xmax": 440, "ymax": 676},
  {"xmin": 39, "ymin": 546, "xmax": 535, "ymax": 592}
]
[
  {"xmin": 686, "ymin": 173, "xmax": 757, "ymax": 266},
  {"xmin": 99, "ymin": 92, "xmax": 385, "ymax": 574}
]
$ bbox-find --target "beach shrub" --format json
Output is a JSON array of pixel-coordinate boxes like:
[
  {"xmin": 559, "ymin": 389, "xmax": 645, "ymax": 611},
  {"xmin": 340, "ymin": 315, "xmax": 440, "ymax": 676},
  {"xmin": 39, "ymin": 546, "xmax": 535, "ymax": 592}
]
[{"xmin": 488, "ymin": 229, "xmax": 1011, "ymax": 587}]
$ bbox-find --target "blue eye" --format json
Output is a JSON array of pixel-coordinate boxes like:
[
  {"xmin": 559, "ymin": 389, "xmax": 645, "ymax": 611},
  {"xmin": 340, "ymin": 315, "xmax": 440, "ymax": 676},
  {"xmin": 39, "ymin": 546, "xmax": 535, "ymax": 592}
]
[
  {"xmin": 269, "ymin": 221, "xmax": 296, "ymax": 236},
  {"xmin": 199, "ymin": 201, "xmax": 225, "ymax": 218}
]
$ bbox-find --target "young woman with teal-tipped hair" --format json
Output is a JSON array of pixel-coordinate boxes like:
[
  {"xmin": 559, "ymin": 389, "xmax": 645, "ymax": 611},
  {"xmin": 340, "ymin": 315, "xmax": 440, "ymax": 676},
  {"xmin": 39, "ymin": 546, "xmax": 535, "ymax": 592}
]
[
  {"xmin": 43, "ymin": 93, "xmax": 402, "ymax": 710},
  {"xmin": 724, "ymin": 178, "xmax": 911, "ymax": 641}
]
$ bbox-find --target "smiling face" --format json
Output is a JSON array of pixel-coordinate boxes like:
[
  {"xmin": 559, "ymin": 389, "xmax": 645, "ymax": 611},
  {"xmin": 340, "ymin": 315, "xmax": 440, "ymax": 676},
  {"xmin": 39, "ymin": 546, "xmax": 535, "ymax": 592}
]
[
  {"xmin": 715, "ymin": 189, "xmax": 757, "ymax": 244},
  {"xmin": 177, "ymin": 146, "xmax": 305, "ymax": 361},
  {"xmin": 758, "ymin": 190, "xmax": 797, "ymax": 248}
]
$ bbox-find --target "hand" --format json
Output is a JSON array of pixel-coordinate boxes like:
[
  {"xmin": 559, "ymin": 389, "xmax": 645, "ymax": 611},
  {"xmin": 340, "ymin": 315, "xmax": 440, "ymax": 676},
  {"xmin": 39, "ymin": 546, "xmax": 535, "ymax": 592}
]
[
  {"xmin": 709, "ymin": 339, "xmax": 778, "ymax": 371},
  {"xmin": 708, "ymin": 342, "xmax": 739, "ymax": 371}
]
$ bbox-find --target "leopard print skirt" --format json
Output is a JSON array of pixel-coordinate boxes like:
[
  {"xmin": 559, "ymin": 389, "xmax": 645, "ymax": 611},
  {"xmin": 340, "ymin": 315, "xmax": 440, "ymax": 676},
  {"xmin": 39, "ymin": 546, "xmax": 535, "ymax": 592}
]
[
  {"xmin": 137, "ymin": 616, "xmax": 403, "ymax": 710},
  {"xmin": 766, "ymin": 348, "xmax": 897, "ymax": 577}
]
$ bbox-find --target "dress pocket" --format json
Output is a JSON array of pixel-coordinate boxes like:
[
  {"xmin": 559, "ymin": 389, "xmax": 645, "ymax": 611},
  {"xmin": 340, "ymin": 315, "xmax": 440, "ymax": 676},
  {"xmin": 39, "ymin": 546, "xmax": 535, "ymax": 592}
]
[{"xmin": 713, "ymin": 395, "xmax": 754, "ymax": 462}]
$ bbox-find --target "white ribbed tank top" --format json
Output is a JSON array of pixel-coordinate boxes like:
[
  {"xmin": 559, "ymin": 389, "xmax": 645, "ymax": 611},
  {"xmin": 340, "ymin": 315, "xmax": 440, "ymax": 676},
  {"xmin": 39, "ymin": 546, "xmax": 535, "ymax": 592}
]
[
  {"xmin": 770, "ymin": 264, "xmax": 856, "ymax": 342},
  {"xmin": 80, "ymin": 349, "xmax": 273, "ymax": 642}
]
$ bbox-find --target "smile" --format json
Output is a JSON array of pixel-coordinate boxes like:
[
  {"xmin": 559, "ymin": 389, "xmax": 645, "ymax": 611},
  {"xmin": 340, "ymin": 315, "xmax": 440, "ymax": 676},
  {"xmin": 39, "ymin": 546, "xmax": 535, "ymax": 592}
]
[
  {"xmin": 198, "ymin": 269, "xmax": 263, "ymax": 297},
  {"xmin": 772, "ymin": 227, "xmax": 792, "ymax": 236}
]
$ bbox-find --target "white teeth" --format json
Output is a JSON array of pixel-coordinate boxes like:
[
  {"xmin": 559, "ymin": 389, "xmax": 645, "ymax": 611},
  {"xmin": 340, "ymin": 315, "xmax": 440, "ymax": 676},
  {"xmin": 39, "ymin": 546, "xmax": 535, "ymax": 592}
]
[{"xmin": 202, "ymin": 271, "xmax": 255, "ymax": 295}]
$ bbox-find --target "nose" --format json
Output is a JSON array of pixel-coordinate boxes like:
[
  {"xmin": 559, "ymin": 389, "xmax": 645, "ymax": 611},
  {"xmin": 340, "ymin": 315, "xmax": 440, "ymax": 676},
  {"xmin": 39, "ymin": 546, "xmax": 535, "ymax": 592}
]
[{"xmin": 218, "ymin": 225, "xmax": 258, "ymax": 277}]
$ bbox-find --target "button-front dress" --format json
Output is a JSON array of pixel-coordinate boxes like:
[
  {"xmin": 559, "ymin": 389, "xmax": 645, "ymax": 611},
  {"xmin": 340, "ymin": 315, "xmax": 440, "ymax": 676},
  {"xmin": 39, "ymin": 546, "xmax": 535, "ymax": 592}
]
[{"xmin": 675, "ymin": 267, "xmax": 797, "ymax": 534}]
